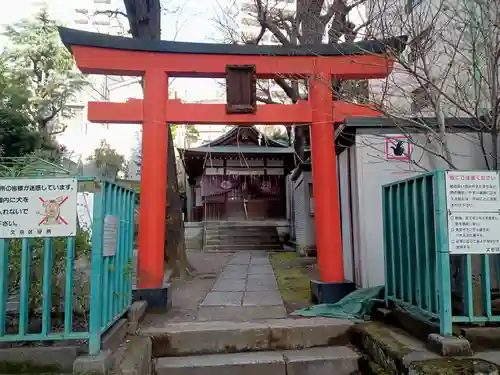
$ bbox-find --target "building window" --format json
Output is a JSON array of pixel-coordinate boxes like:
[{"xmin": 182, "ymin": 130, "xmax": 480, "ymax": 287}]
[
  {"xmin": 241, "ymin": 3, "xmax": 256, "ymax": 12},
  {"xmin": 93, "ymin": 19, "xmax": 111, "ymax": 26},
  {"xmin": 406, "ymin": 0, "xmax": 423, "ymax": 13},
  {"xmin": 309, "ymin": 183, "xmax": 315, "ymax": 215},
  {"xmin": 411, "ymin": 84, "xmax": 433, "ymax": 113},
  {"xmin": 74, "ymin": 18, "xmax": 89, "ymax": 24},
  {"xmin": 241, "ymin": 17, "xmax": 260, "ymax": 27},
  {"xmin": 407, "ymin": 27, "xmax": 433, "ymax": 63}
]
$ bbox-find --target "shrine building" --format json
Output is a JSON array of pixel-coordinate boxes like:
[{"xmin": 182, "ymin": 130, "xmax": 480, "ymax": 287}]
[{"xmin": 180, "ymin": 125, "xmax": 294, "ymax": 222}]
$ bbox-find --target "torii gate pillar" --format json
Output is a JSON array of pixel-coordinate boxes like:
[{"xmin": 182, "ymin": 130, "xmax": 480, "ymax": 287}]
[
  {"xmin": 139, "ymin": 70, "xmax": 169, "ymax": 289},
  {"xmin": 309, "ymin": 70, "xmax": 352, "ymax": 300}
]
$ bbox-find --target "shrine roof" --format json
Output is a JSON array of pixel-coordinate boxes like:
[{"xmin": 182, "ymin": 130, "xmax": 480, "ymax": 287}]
[
  {"xmin": 204, "ymin": 125, "xmax": 287, "ymax": 147},
  {"xmin": 59, "ymin": 27, "xmax": 406, "ymax": 57},
  {"xmin": 179, "ymin": 145, "xmax": 293, "ymax": 155}
]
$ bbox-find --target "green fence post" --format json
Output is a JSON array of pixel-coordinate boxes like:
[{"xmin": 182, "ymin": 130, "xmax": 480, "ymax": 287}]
[
  {"xmin": 434, "ymin": 171, "xmax": 452, "ymax": 335},
  {"xmin": 88, "ymin": 183, "xmax": 105, "ymax": 355}
]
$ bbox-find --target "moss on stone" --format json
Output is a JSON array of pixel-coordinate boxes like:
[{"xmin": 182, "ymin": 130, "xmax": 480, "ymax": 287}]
[
  {"xmin": 410, "ymin": 358, "xmax": 499, "ymax": 375},
  {"xmin": 0, "ymin": 360, "xmax": 62, "ymax": 374},
  {"xmin": 357, "ymin": 323, "xmax": 414, "ymax": 359},
  {"xmin": 367, "ymin": 360, "xmax": 391, "ymax": 375},
  {"xmin": 269, "ymin": 252, "xmax": 311, "ymax": 306}
]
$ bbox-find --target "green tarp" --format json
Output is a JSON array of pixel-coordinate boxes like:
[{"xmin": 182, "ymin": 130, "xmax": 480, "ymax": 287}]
[{"xmin": 292, "ymin": 285, "xmax": 384, "ymax": 321}]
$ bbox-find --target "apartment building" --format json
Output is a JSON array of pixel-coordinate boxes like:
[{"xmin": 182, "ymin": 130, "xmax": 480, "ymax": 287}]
[
  {"xmin": 237, "ymin": 0, "xmax": 297, "ymax": 101},
  {"xmin": 367, "ymin": 0, "xmax": 494, "ymax": 119}
]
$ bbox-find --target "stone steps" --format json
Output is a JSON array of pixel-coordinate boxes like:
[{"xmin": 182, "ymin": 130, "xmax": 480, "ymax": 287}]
[
  {"xmin": 204, "ymin": 244, "xmax": 281, "ymax": 252},
  {"xmin": 204, "ymin": 221, "xmax": 285, "ymax": 228},
  {"xmin": 203, "ymin": 225, "xmax": 281, "ymax": 252},
  {"xmin": 205, "ymin": 239, "xmax": 279, "ymax": 245},
  {"xmin": 155, "ymin": 346, "xmax": 361, "ymax": 375},
  {"xmin": 352, "ymin": 322, "xmax": 500, "ymax": 375},
  {"xmin": 204, "ymin": 233, "xmax": 279, "ymax": 240},
  {"xmin": 139, "ymin": 318, "xmax": 354, "ymax": 357},
  {"xmin": 141, "ymin": 318, "xmax": 360, "ymax": 375},
  {"xmin": 204, "ymin": 230, "xmax": 277, "ymax": 234}
]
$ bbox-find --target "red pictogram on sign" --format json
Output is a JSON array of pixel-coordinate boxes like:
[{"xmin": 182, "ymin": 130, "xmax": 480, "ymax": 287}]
[
  {"xmin": 38, "ymin": 196, "xmax": 69, "ymax": 225},
  {"xmin": 385, "ymin": 136, "xmax": 411, "ymax": 160}
]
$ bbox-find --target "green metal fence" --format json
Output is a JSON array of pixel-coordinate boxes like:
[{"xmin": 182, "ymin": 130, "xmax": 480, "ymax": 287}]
[
  {"xmin": 383, "ymin": 170, "xmax": 500, "ymax": 335},
  {"xmin": 0, "ymin": 156, "xmax": 73, "ymax": 178},
  {"xmin": 0, "ymin": 176, "xmax": 135, "ymax": 355}
]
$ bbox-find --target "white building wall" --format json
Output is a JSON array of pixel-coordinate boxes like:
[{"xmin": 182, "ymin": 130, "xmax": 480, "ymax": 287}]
[{"xmin": 341, "ymin": 127, "xmax": 493, "ymax": 288}]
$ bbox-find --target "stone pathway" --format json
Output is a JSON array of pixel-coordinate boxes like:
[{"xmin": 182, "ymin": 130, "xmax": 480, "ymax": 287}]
[{"xmin": 197, "ymin": 251, "xmax": 287, "ymax": 321}]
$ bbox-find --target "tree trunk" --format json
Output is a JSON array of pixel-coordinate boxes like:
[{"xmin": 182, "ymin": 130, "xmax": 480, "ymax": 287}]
[{"xmin": 123, "ymin": 0, "xmax": 194, "ymax": 277}]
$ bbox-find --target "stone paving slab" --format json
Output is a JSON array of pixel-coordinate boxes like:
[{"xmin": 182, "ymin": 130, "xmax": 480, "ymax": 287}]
[
  {"xmin": 212, "ymin": 278, "xmax": 247, "ymax": 292},
  {"xmin": 219, "ymin": 269, "xmax": 248, "ymax": 279},
  {"xmin": 248, "ymin": 265, "xmax": 275, "ymax": 275},
  {"xmin": 228, "ymin": 258, "xmax": 251, "ymax": 265},
  {"xmin": 224, "ymin": 265, "xmax": 249, "ymax": 273},
  {"xmin": 250, "ymin": 257, "xmax": 271, "ymax": 265},
  {"xmin": 201, "ymin": 292, "xmax": 243, "ymax": 306},
  {"xmin": 195, "ymin": 251, "xmax": 284, "ymax": 321},
  {"xmin": 246, "ymin": 280, "xmax": 278, "ymax": 292},
  {"xmin": 244, "ymin": 291, "xmax": 283, "ymax": 306},
  {"xmin": 197, "ymin": 305, "xmax": 287, "ymax": 321}
]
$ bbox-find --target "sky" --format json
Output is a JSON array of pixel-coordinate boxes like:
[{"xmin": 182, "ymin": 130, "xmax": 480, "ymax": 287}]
[{"xmin": 0, "ymin": 0, "xmax": 226, "ymax": 163}]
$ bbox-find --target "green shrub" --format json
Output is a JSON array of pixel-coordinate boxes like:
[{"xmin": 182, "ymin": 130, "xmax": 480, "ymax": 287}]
[{"xmin": 7, "ymin": 229, "xmax": 92, "ymax": 315}]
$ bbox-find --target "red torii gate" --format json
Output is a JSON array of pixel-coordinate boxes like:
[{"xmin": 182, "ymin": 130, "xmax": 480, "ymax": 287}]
[{"xmin": 59, "ymin": 27, "xmax": 403, "ymax": 306}]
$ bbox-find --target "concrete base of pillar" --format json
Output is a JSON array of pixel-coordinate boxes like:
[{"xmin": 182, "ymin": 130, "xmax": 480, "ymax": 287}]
[
  {"xmin": 310, "ymin": 280, "xmax": 356, "ymax": 304},
  {"xmin": 132, "ymin": 284, "xmax": 172, "ymax": 313}
]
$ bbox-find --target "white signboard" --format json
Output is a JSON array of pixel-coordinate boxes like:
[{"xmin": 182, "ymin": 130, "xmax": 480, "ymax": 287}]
[
  {"xmin": 103, "ymin": 215, "xmax": 118, "ymax": 257},
  {"xmin": 446, "ymin": 171, "xmax": 500, "ymax": 212},
  {"xmin": 448, "ymin": 213, "xmax": 500, "ymax": 254},
  {"xmin": 77, "ymin": 192, "xmax": 94, "ymax": 233},
  {"xmin": 446, "ymin": 171, "xmax": 500, "ymax": 254},
  {"xmin": 0, "ymin": 178, "xmax": 78, "ymax": 239}
]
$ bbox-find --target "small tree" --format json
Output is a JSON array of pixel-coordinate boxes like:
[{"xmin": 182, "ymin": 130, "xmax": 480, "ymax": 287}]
[
  {"xmin": 87, "ymin": 140, "xmax": 126, "ymax": 179},
  {"xmin": 2, "ymin": 8, "xmax": 87, "ymax": 136}
]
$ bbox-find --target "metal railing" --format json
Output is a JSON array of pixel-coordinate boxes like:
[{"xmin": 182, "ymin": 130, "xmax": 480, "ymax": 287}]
[
  {"xmin": 0, "ymin": 176, "xmax": 135, "ymax": 355},
  {"xmin": 382, "ymin": 170, "xmax": 500, "ymax": 335},
  {"xmin": 0, "ymin": 156, "xmax": 72, "ymax": 178}
]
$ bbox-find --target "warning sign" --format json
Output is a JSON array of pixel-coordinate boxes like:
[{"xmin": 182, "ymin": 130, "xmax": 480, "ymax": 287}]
[
  {"xmin": 446, "ymin": 171, "xmax": 500, "ymax": 254},
  {"xmin": 385, "ymin": 136, "xmax": 411, "ymax": 161},
  {"xmin": 0, "ymin": 178, "xmax": 78, "ymax": 239}
]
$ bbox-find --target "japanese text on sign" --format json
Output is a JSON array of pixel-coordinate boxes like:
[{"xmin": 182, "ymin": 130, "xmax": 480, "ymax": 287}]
[
  {"xmin": 446, "ymin": 171, "xmax": 500, "ymax": 212},
  {"xmin": 446, "ymin": 171, "xmax": 500, "ymax": 254},
  {"xmin": 0, "ymin": 178, "xmax": 78, "ymax": 239},
  {"xmin": 448, "ymin": 213, "xmax": 500, "ymax": 254},
  {"xmin": 103, "ymin": 215, "xmax": 118, "ymax": 257}
]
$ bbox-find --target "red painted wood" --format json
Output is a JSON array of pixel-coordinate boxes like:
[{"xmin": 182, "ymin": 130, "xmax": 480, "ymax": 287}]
[
  {"xmin": 71, "ymin": 45, "xmax": 394, "ymax": 79},
  {"xmin": 87, "ymin": 99, "xmax": 382, "ymax": 124}
]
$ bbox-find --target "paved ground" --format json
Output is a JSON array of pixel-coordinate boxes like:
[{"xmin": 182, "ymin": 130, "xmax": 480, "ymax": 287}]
[
  {"xmin": 141, "ymin": 251, "xmax": 286, "ymax": 327},
  {"xmin": 197, "ymin": 251, "xmax": 286, "ymax": 321}
]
